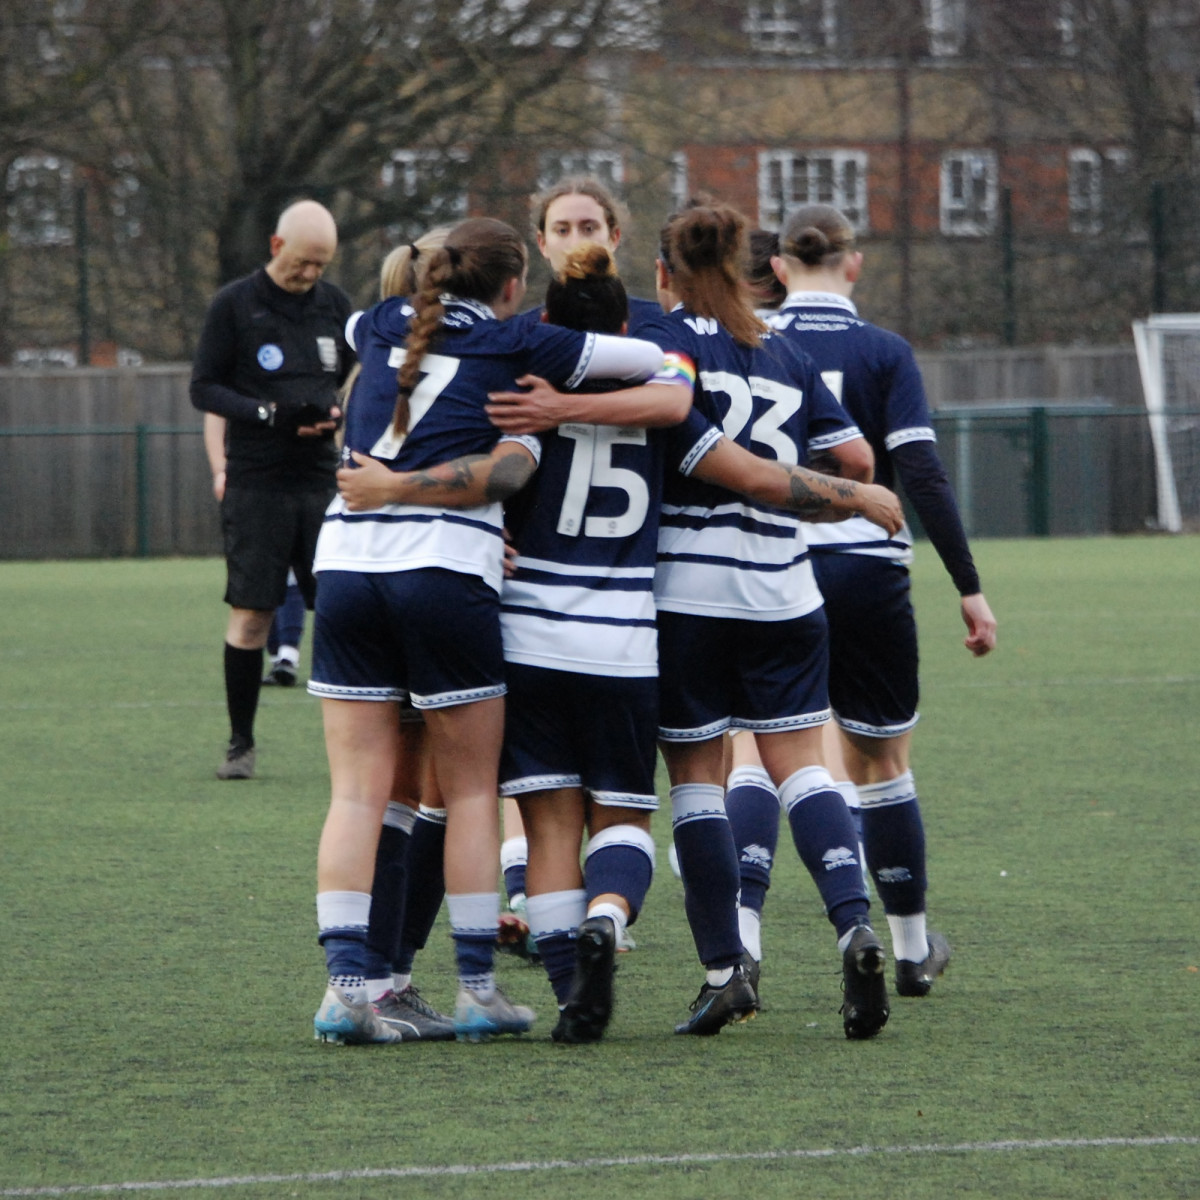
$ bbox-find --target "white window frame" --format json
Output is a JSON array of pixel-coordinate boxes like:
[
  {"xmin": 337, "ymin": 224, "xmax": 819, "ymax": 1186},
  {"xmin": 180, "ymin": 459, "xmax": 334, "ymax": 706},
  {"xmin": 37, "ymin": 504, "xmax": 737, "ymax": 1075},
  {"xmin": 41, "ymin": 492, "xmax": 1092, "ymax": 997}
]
[
  {"xmin": 6, "ymin": 154, "xmax": 74, "ymax": 247},
  {"xmin": 1068, "ymin": 146, "xmax": 1131, "ymax": 236},
  {"xmin": 757, "ymin": 149, "xmax": 868, "ymax": 233},
  {"xmin": 110, "ymin": 154, "xmax": 143, "ymax": 243},
  {"xmin": 670, "ymin": 151, "xmax": 689, "ymax": 213},
  {"xmin": 924, "ymin": 0, "xmax": 965, "ymax": 56},
  {"xmin": 537, "ymin": 151, "xmax": 624, "ymax": 192},
  {"xmin": 744, "ymin": 0, "xmax": 838, "ymax": 54},
  {"xmin": 381, "ymin": 149, "xmax": 469, "ymax": 229},
  {"xmin": 940, "ymin": 150, "xmax": 998, "ymax": 237}
]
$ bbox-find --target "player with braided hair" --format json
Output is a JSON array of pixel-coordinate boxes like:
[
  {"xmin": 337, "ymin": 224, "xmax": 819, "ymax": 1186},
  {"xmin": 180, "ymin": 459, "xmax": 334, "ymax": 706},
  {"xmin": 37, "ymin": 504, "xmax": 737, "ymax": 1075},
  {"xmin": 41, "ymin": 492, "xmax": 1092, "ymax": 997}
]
[{"xmin": 307, "ymin": 217, "xmax": 674, "ymax": 1045}]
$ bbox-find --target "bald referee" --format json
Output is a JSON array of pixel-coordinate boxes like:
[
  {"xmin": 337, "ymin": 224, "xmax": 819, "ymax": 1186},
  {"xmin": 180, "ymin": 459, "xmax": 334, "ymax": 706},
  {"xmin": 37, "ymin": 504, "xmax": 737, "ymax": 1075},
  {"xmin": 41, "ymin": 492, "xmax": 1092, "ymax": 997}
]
[{"xmin": 191, "ymin": 200, "xmax": 353, "ymax": 780}]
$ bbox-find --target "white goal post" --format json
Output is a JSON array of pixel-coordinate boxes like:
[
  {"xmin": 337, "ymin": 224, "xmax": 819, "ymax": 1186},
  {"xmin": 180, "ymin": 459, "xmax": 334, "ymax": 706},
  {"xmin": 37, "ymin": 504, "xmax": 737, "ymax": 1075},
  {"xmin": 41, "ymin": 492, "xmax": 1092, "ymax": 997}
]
[{"xmin": 1132, "ymin": 313, "xmax": 1200, "ymax": 533}]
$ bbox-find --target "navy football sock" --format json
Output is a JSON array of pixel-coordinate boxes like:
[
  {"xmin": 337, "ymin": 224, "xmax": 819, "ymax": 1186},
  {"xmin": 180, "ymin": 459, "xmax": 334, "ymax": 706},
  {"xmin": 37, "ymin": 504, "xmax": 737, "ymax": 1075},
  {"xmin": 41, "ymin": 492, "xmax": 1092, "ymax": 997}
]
[
  {"xmin": 859, "ymin": 772, "xmax": 928, "ymax": 916},
  {"xmin": 526, "ymin": 889, "xmax": 587, "ymax": 1005},
  {"xmin": 583, "ymin": 825, "xmax": 655, "ymax": 922},
  {"xmin": 671, "ymin": 783, "xmax": 743, "ymax": 970},
  {"xmin": 724, "ymin": 764, "xmax": 779, "ymax": 913},
  {"xmin": 317, "ymin": 890, "xmax": 371, "ymax": 977},
  {"xmin": 364, "ymin": 804, "xmax": 415, "ymax": 979},
  {"xmin": 780, "ymin": 766, "xmax": 870, "ymax": 934},
  {"xmin": 500, "ymin": 836, "xmax": 528, "ymax": 906},
  {"xmin": 395, "ymin": 806, "xmax": 446, "ymax": 973}
]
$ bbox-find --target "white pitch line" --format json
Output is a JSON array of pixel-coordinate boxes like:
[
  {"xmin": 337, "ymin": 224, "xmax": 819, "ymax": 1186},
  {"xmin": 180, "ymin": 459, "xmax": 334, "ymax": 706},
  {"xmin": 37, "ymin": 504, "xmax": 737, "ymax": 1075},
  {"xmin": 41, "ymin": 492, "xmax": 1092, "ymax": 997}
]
[{"xmin": 2, "ymin": 1137, "xmax": 1197, "ymax": 1197}]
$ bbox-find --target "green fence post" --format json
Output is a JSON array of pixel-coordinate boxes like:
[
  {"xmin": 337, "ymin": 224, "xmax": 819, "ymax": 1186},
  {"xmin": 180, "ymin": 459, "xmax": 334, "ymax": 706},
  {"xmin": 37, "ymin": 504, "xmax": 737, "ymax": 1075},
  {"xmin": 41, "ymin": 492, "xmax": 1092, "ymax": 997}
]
[
  {"xmin": 135, "ymin": 424, "xmax": 149, "ymax": 557},
  {"xmin": 1029, "ymin": 406, "xmax": 1050, "ymax": 537}
]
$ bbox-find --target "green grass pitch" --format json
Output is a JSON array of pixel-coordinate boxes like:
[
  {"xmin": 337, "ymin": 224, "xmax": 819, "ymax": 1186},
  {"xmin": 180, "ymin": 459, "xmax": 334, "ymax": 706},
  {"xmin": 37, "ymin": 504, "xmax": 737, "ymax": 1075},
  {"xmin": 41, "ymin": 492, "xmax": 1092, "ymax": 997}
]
[{"xmin": 1, "ymin": 537, "xmax": 1198, "ymax": 1198}]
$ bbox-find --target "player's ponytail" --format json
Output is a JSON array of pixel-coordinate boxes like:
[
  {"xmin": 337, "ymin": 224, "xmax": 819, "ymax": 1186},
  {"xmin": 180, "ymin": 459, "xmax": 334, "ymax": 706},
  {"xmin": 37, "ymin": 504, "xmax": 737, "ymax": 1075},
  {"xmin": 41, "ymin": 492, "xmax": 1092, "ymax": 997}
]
[
  {"xmin": 779, "ymin": 204, "xmax": 855, "ymax": 268},
  {"xmin": 379, "ymin": 226, "xmax": 452, "ymax": 300},
  {"xmin": 392, "ymin": 217, "xmax": 527, "ymax": 436},
  {"xmin": 659, "ymin": 201, "xmax": 766, "ymax": 348},
  {"xmin": 544, "ymin": 242, "xmax": 628, "ymax": 334}
]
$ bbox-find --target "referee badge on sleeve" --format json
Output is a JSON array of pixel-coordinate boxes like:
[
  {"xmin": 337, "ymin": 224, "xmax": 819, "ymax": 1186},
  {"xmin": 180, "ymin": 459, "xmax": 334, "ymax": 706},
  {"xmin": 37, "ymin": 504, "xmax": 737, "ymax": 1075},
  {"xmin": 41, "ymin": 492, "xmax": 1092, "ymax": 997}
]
[{"xmin": 316, "ymin": 336, "xmax": 339, "ymax": 371}]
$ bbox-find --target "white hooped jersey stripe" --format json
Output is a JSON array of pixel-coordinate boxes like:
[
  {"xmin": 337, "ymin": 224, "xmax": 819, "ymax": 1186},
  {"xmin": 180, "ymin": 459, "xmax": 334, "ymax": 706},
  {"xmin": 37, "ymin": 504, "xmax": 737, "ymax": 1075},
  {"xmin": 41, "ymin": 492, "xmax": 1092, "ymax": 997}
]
[
  {"xmin": 500, "ymin": 406, "xmax": 713, "ymax": 675},
  {"xmin": 636, "ymin": 306, "xmax": 860, "ymax": 621}
]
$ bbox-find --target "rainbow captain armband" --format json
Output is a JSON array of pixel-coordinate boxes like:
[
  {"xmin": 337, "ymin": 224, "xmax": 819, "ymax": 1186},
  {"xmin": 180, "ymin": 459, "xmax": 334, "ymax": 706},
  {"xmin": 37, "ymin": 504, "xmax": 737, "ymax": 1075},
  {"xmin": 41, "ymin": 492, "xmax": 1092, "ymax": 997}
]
[{"xmin": 651, "ymin": 351, "xmax": 697, "ymax": 389}]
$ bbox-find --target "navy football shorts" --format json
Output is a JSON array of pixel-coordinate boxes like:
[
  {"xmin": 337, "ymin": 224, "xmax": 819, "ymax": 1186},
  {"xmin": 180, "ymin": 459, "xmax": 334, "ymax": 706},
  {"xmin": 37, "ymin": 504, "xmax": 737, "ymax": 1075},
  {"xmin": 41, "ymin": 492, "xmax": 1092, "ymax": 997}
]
[
  {"xmin": 656, "ymin": 608, "xmax": 831, "ymax": 742},
  {"xmin": 499, "ymin": 663, "xmax": 659, "ymax": 810},
  {"xmin": 308, "ymin": 567, "xmax": 506, "ymax": 708},
  {"xmin": 221, "ymin": 485, "xmax": 334, "ymax": 611},
  {"xmin": 812, "ymin": 552, "xmax": 919, "ymax": 737}
]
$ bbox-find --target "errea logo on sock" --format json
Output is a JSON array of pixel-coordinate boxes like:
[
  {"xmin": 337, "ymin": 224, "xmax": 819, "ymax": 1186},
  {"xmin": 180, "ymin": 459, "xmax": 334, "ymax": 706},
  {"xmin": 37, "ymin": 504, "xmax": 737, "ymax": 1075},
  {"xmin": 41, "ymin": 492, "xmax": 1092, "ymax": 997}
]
[
  {"xmin": 876, "ymin": 866, "xmax": 914, "ymax": 883},
  {"xmin": 822, "ymin": 847, "xmax": 858, "ymax": 870},
  {"xmin": 740, "ymin": 843, "xmax": 773, "ymax": 869}
]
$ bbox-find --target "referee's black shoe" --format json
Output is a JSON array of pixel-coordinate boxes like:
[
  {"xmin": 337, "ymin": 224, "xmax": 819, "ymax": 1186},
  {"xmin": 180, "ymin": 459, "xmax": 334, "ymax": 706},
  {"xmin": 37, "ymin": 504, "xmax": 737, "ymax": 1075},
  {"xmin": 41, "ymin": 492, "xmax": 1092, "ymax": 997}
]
[
  {"xmin": 840, "ymin": 922, "xmax": 890, "ymax": 1039},
  {"xmin": 674, "ymin": 963, "xmax": 757, "ymax": 1036},
  {"xmin": 262, "ymin": 660, "xmax": 297, "ymax": 687},
  {"xmin": 552, "ymin": 916, "xmax": 617, "ymax": 1043}
]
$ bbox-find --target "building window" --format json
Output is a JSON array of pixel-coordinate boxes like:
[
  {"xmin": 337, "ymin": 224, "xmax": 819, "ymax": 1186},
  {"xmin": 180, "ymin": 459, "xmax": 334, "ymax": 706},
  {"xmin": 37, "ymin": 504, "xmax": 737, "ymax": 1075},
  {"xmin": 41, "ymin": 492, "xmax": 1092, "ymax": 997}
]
[
  {"xmin": 670, "ymin": 152, "xmax": 689, "ymax": 213},
  {"xmin": 537, "ymin": 151, "xmax": 623, "ymax": 192},
  {"xmin": 940, "ymin": 150, "xmax": 997, "ymax": 236},
  {"xmin": 110, "ymin": 156, "xmax": 144, "ymax": 243},
  {"xmin": 757, "ymin": 149, "xmax": 868, "ymax": 232},
  {"xmin": 381, "ymin": 149, "xmax": 468, "ymax": 238},
  {"xmin": 1067, "ymin": 147, "xmax": 1130, "ymax": 235},
  {"xmin": 924, "ymin": 0, "xmax": 965, "ymax": 56},
  {"xmin": 6, "ymin": 155, "xmax": 74, "ymax": 247},
  {"xmin": 744, "ymin": 0, "xmax": 838, "ymax": 54}
]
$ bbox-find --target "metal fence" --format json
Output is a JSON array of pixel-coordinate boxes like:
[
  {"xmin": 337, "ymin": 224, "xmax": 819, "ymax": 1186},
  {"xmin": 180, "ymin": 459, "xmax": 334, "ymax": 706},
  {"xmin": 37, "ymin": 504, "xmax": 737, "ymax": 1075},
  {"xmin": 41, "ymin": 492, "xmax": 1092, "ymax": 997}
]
[{"xmin": 0, "ymin": 354, "xmax": 1174, "ymax": 560}]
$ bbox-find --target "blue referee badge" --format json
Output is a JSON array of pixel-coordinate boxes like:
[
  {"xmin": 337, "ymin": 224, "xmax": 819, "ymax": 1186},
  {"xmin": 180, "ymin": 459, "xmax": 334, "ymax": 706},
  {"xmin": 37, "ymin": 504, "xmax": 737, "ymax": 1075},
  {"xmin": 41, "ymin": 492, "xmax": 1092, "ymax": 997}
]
[{"xmin": 257, "ymin": 343, "xmax": 284, "ymax": 371}]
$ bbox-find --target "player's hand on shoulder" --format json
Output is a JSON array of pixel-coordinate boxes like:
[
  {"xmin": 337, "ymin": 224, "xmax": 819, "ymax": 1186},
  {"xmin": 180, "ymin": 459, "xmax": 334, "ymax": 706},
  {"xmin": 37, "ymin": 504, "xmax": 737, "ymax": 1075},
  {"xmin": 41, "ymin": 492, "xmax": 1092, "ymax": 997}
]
[
  {"xmin": 960, "ymin": 592, "xmax": 997, "ymax": 657},
  {"xmin": 486, "ymin": 375, "xmax": 566, "ymax": 434}
]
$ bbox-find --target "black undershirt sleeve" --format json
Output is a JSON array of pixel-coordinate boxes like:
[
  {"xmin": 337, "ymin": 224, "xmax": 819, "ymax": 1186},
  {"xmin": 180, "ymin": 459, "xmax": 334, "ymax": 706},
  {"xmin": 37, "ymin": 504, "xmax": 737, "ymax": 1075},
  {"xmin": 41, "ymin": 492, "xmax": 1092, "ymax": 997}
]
[{"xmin": 890, "ymin": 439, "xmax": 981, "ymax": 596}]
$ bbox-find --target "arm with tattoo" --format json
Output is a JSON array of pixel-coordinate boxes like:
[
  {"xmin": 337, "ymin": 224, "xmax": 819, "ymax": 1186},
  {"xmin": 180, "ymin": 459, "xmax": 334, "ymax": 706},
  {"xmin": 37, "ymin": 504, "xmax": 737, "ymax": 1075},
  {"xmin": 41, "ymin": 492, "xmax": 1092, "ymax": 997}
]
[
  {"xmin": 337, "ymin": 442, "xmax": 537, "ymax": 511},
  {"xmin": 690, "ymin": 437, "xmax": 904, "ymax": 534}
]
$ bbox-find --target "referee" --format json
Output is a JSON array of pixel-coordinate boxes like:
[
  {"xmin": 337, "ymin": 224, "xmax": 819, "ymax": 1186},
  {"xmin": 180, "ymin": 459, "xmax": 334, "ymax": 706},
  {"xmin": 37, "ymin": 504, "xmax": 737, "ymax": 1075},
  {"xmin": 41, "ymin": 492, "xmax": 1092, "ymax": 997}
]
[{"xmin": 191, "ymin": 200, "xmax": 352, "ymax": 780}]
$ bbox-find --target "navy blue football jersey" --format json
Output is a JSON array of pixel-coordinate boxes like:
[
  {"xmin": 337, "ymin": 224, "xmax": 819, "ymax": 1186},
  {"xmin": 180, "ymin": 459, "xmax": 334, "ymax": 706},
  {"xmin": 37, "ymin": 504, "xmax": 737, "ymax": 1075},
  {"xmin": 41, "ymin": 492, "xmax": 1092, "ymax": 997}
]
[
  {"xmin": 501, "ymin": 403, "xmax": 714, "ymax": 676},
  {"xmin": 767, "ymin": 291, "xmax": 932, "ymax": 561},
  {"xmin": 635, "ymin": 306, "xmax": 862, "ymax": 621},
  {"xmin": 317, "ymin": 295, "xmax": 597, "ymax": 590}
]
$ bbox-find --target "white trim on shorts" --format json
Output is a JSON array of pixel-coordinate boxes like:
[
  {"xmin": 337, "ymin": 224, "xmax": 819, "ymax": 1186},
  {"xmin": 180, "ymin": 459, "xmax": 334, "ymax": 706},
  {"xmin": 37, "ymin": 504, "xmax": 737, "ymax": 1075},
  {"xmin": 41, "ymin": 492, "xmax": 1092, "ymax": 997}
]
[
  {"xmin": 834, "ymin": 711, "xmax": 920, "ymax": 738},
  {"xmin": 411, "ymin": 682, "xmax": 507, "ymax": 710},
  {"xmin": 307, "ymin": 681, "xmax": 407, "ymax": 702},
  {"xmin": 732, "ymin": 708, "xmax": 831, "ymax": 733}
]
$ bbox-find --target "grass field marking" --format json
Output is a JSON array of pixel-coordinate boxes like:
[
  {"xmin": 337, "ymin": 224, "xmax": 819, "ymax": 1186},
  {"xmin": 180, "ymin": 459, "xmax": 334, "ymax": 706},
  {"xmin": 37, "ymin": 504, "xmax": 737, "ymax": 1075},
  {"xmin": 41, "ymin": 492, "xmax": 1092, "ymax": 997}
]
[{"xmin": 4, "ymin": 1136, "xmax": 1198, "ymax": 1197}]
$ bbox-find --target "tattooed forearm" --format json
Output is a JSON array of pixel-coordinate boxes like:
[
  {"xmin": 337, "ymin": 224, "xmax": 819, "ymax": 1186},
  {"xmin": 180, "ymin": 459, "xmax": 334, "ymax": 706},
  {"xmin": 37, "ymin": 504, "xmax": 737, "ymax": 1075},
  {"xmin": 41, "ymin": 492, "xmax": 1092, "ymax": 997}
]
[
  {"xmin": 785, "ymin": 465, "xmax": 858, "ymax": 519},
  {"xmin": 409, "ymin": 454, "xmax": 489, "ymax": 492},
  {"xmin": 484, "ymin": 452, "xmax": 537, "ymax": 502}
]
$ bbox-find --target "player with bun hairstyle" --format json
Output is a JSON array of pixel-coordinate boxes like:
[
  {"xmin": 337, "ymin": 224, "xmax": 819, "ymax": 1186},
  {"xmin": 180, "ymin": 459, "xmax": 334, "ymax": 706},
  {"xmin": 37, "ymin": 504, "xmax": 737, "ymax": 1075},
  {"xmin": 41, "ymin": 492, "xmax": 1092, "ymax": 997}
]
[
  {"xmin": 733, "ymin": 202, "xmax": 996, "ymax": 998},
  {"xmin": 495, "ymin": 177, "xmax": 660, "ymax": 937},
  {"xmin": 308, "ymin": 216, "xmax": 673, "ymax": 1045},
  {"xmin": 489, "ymin": 204, "xmax": 906, "ymax": 1039},
  {"xmin": 638, "ymin": 200, "xmax": 892, "ymax": 1039}
]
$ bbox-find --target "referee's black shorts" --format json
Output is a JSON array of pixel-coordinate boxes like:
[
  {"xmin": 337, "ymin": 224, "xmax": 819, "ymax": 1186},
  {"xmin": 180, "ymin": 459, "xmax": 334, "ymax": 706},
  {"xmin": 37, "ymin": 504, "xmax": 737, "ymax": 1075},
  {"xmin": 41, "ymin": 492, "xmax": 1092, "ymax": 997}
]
[{"xmin": 221, "ymin": 485, "xmax": 334, "ymax": 612}]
